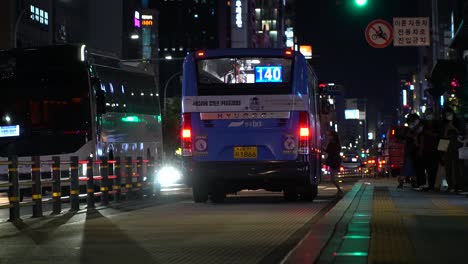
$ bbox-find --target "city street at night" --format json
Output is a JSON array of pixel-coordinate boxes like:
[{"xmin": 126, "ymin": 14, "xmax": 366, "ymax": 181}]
[{"xmin": 3, "ymin": 0, "xmax": 468, "ymax": 263}]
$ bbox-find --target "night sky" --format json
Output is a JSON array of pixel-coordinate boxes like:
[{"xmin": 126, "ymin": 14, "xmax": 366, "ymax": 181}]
[{"xmin": 296, "ymin": 0, "xmax": 420, "ymax": 116}]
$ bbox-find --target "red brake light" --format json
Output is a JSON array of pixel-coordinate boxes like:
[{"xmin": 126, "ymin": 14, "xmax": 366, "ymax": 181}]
[
  {"xmin": 300, "ymin": 128, "xmax": 310, "ymax": 137},
  {"xmin": 182, "ymin": 129, "xmax": 191, "ymax": 139},
  {"xmin": 196, "ymin": 50, "xmax": 205, "ymax": 58},
  {"xmin": 391, "ymin": 129, "xmax": 395, "ymax": 136},
  {"xmin": 298, "ymin": 111, "xmax": 310, "ymax": 155},
  {"xmin": 284, "ymin": 49, "xmax": 293, "ymax": 57},
  {"xmin": 299, "ymin": 111, "xmax": 310, "ymax": 138},
  {"xmin": 181, "ymin": 113, "xmax": 192, "ymax": 156}
]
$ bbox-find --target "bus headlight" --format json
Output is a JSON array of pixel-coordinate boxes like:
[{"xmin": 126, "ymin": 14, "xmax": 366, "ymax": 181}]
[{"xmin": 156, "ymin": 166, "xmax": 182, "ymax": 187}]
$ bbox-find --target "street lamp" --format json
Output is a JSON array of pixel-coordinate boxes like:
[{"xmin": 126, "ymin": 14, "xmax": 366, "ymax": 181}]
[
  {"xmin": 163, "ymin": 71, "xmax": 182, "ymax": 115},
  {"xmin": 13, "ymin": 5, "xmax": 29, "ymax": 48}
]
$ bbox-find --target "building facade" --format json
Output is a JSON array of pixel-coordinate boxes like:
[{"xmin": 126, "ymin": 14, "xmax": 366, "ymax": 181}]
[{"xmin": 419, "ymin": 0, "xmax": 468, "ymax": 118}]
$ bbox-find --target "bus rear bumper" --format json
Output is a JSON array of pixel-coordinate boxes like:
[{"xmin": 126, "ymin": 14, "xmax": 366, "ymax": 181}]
[{"xmin": 183, "ymin": 159, "xmax": 317, "ymax": 191}]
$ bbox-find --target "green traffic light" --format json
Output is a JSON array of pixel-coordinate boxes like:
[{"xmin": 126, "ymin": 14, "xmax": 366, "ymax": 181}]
[{"xmin": 355, "ymin": 0, "xmax": 368, "ymax": 6}]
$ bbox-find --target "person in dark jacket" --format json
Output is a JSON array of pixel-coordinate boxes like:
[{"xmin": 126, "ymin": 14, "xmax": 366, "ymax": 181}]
[
  {"xmin": 325, "ymin": 131, "xmax": 344, "ymax": 195},
  {"xmin": 421, "ymin": 108, "xmax": 440, "ymax": 191},
  {"xmin": 401, "ymin": 113, "xmax": 425, "ymax": 189},
  {"xmin": 441, "ymin": 107, "xmax": 464, "ymax": 192}
]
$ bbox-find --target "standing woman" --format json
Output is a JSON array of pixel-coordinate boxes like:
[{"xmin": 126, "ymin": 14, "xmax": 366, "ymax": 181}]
[
  {"xmin": 441, "ymin": 107, "xmax": 464, "ymax": 192},
  {"xmin": 326, "ymin": 131, "xmax": 344, "ymax": 195}
]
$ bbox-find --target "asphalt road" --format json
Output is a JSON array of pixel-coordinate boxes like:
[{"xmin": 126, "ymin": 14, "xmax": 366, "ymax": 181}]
[{"xmin": 0, "ymin": 178, "xmax": 360, "ymax": 264}]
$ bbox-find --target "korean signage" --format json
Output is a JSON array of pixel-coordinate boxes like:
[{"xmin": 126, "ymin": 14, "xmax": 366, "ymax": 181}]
[
  {"xmin": 231, "ymin": 0, "xmax": 248, "ymax": 47},
  {"xmin": 182, "ymin": 95, "xmax": 308, "ymax": 113},
  {"xmin": 141, "ymin": 14, "xmax": 153, "ymax": 27},
  {"xmin": 234, "ymin": 0, "xmax": 243, "ymax": 28},
  {"xmin": 135, "ymin": 12, "xmax": 154, "ymax": 27},
  {"xmin": 393, "ymin": 17, "xmax": 430, "ymax": 46}
]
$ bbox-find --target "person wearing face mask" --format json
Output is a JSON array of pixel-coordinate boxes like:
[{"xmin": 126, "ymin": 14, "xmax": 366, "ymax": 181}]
[
  {"xmin": 441, "ymin": 107, "xmax": 464, "ymax": 192},
  {"xmin": 420, "ymin": 108, "xmax": 440, "ymax": 191}
]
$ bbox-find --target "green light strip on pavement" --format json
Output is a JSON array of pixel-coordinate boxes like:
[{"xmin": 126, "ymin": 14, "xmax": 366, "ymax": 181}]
[
  {"xmin": 353, "ymin": 213, "xmax": 370, "ymax": 217},
  {"xmin": 343, "ymin": 235, "xmax": 371, "ymax": 239},
  {"xmin": 334, "ymin": 252, "xmax": 368, "ymax": 257},
  {"xmin": 351, "ymin": 221, "xmax": 370, "ymax": 224}
]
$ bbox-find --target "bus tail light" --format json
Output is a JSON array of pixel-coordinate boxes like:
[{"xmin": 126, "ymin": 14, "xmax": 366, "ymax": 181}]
[
  {"xmin": 298, "ymin": 111, "xmax": 310, "ymax": 155},
  {"xmin": 181, "ymin": 113, "xmax": 192, "ymax": 156},
  {"xmin": 195, "ymin": 50, "xmax": 205, "ymax": 58}
]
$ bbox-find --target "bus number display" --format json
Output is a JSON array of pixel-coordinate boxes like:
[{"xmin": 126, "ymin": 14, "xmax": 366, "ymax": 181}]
[{"xmin": 255, "ymin": 66, "xmax": 283, "ymax": 83}]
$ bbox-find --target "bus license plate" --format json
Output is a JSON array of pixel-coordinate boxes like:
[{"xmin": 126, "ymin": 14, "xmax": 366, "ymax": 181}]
[{"xmin": 234, "ymin": 147, "xmax": 258, "ymax": 159}]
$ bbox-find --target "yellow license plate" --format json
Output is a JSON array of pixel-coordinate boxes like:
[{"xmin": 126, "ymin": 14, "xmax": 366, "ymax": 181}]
[{"xmin": 233, "ymin": 146, "xmax": 258, "ymax": 159}]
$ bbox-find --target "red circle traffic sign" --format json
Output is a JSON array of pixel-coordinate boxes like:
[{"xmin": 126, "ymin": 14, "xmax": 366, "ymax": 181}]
[{"xmin": 365, "ymin": 19, "xmax": 393, "ymax": 48}]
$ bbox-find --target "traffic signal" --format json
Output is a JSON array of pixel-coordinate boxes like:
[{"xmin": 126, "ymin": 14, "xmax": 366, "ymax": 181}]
[
  {"xmin": 355, "ymin": 0, "xmax": 368, "ymax": 7},
  {"xmin": 429, "ymin": 60, "xmax": 465, "ymax": 96},
  {"xmin": 450, "ymin": 77, "xmax": 461, "ymax": 93}
]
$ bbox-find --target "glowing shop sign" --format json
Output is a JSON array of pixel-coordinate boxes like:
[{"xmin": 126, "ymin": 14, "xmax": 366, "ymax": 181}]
[{"xmin": 235, "ymin": 0, "xmax": 242, "ymax": 28}]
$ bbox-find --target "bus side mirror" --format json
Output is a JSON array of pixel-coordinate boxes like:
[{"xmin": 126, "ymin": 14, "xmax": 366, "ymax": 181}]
[{"xmin": 96, "ymin": 89, "xmax": 106, "ymax": 115}]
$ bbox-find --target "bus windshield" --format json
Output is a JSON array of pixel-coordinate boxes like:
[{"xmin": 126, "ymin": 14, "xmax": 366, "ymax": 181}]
[
  {"xmin": 0, "ymin": 68, "xmax": 90, "ymax": 131},
  {"xmin": 197, "ymin": 57, "xmax": 292, "ymax": 95}
]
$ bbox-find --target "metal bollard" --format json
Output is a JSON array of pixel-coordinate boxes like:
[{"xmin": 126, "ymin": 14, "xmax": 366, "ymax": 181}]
[
  {"xmin": 86, "ymin": 157, "xmax": 95, "ymax": 208},
  {"xmin": 31, "ymin": 156, "xmax": 43, "ymax": 217},
  {"xmin": 69, "ymin": 156, "xmax": 80, "ymax": 211},
  {"xmin": 100, "ymin": 157, "xmax": 109, "ymax": 206},
  {"xmin": 136, "ymin": 157, "xmax": 143, "ymax": 199},
  {"xmin": 52, "ymin": 156, "xmax": 61, "ymax": 214},
  {"xmin": 8, "ymin": 156, "xmax": 20, "ymax": 221},
  {"xmin": 146, "ymin": 161, "xmax": 153, "ymax": 197},
  {"xmin": 125, "ymin": 157, "xmax": 133, "ymax": 199},
  {"xmin": 113, "ymin": 157, "xmax": 122, "ymax": 202}
]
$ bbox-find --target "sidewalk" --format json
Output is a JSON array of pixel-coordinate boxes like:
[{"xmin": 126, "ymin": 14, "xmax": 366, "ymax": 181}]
[{"xmin": 284, "ymin": 177, "xmax": 468, "ymax": 264}]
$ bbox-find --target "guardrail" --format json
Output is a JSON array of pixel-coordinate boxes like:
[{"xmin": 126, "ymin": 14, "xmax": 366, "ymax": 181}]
[{"xmin": 0, "ymin": 156, "xmax": 157, "ymax": 221}]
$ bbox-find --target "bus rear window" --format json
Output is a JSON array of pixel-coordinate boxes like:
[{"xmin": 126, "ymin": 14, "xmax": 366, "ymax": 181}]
[{"xmin": 197, "ymin": 57, "xmax": 292, "ymax": 95}]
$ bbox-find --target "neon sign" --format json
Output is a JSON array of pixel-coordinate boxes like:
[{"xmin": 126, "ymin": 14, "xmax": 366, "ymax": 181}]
[
  {"xmin": 235, "ymin": 0, "xmax": 242, "ymax": 28},
  {"xmin": 142, "ymin": 20, "xmax": 153, "ymax": 26},
  {"xmin": 141, "ymin": 14, "xmax": 153, "ymax": 27},
  {"xmin": 134, "ymin": 11, "xmax": 140, "ymax": 28}
]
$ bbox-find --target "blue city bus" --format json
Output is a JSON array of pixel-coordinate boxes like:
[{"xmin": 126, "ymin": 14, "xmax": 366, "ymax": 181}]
[{"xmin": 181, "ymin": 48, "xmax": 321, "ymax": 203}]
